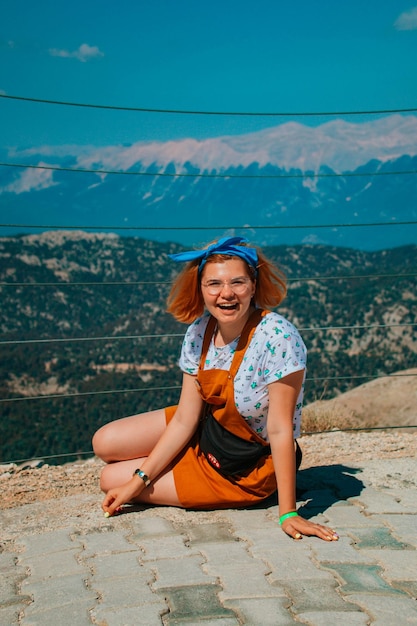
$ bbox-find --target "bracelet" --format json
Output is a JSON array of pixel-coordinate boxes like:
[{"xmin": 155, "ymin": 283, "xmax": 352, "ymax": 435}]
[
  {"xmin": 133, "ymin": 468, "xmax": 151, "ymax": 487},
  {"xmin": 279, "ymin": 511, "xmax": 299, "ymax": 525}
]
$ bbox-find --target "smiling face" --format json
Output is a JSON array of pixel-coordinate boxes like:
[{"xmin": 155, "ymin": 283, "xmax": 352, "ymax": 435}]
[{"xmin": 200, "ymin": 258, "xmax": 256, "ymax": 333}]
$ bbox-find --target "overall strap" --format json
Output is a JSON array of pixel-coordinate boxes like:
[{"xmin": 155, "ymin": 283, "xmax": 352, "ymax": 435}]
[
  {"xmin": 199, "ymin": 315, "xmax": 217, "ymax": 370},
  {"xmin": 228, "ymin": 309, "xmax": 268, "ymax": 379}
]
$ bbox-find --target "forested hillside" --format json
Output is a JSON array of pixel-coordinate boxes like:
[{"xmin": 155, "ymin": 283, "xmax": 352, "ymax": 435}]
[{"xmin": 1, "ymin": 232, "xmax": 416, "ymax": 463}]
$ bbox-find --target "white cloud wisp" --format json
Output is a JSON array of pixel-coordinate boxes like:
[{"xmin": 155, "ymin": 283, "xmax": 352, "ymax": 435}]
[
  {"xmin": 2, "ymin": 165, "xmax": 58, "ymax": 194},
  {"xmin": 49, "ymin": 43, "xmax": 104, "ymax": 62},
  {"xmin": 394, "ymin": 6, "xmax": 417, "ymax": 30}
]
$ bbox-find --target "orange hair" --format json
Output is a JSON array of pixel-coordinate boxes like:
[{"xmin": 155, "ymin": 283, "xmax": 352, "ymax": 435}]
[{"xmin": 167, "ymin": 246, "xmax": 287, "ymax": 324}]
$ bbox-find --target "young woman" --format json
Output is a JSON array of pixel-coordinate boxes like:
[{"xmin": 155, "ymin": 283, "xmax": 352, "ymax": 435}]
[{"xmin": 93, "ymin": 237, "xmax": 338, "ymax": 541}]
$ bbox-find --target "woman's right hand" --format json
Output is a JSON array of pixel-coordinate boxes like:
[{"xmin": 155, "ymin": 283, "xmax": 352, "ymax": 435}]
[{"xmin": 101, "ymin": 476, "xmax": 145, "ymax": 517}]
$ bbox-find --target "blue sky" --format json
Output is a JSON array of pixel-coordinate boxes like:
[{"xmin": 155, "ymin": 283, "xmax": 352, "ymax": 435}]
[{"xmin": 1, "ymin": 0, "xmax": 417, "ymax": 148}]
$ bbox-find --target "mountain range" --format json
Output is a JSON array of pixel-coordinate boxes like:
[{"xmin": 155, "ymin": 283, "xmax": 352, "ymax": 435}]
[
  {"xmin": 1, "ymin": 232, "xmax": 416, "ymax": 462},
  {"xmin": 1, "ymin": 114, "xmax": 416, "ymax": 250}
]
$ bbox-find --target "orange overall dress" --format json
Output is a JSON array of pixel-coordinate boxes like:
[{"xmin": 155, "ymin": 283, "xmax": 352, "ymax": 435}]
[{"xmin": 166, "ymin": 309, "xmax": 277, "ymax": 509}]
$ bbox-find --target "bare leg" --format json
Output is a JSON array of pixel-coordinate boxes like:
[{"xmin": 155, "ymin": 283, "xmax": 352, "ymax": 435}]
[
  {"xmin": 100, "ymin": 457, "xmax": 182, "ymax": 507},
  {"xmin": 92, "ymin": 408, "xmax": 168, "ymax": 462},
  {"xmin": 93, "ymin": 409, "xmax": 182, "ymax": 507}
]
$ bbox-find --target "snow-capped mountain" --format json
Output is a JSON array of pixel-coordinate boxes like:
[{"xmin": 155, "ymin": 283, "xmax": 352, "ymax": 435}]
[{"xmin": 1, "ymin": 114, "xmax": 416, "ymax": 250}]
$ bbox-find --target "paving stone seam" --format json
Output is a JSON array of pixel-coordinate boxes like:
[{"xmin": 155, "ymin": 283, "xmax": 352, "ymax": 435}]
[
  {"xmin": 361, "ymin": 565, "xmax": 417, "ymax": 601},
  {"xmin": 380, "ymin": 516, "xmax": 417, "ymax": 549},
  {"xmin": 1, "ymin": 542, "xmax": 34, "ymax": 617},
  {"xmin": 139, "ymin": 551, "xmax": 208, "ymax": 564},
  {"xmin": 195, "ymin": 528, "xmax": 290, "ymax": 599},
  {"xmin": 157, "ymin": 583, "xmax": 239, "ymax": 623},
  {"xmin": 320, "ymin": 562, "xmax": 411, "ymax": 600},
  {"xmin": 14, "ymin": 559, "xmax": 36, "ymax": 616},
  {"xmin": 69, "ymin": 527, "xmax": 143, "ymax": 553},
  {"xmin": 72, "ymin": 530, "xmax": 145, "ymax": 619},
  {"xmin": 229, "ymin": 538, "xmax": 356, "ymax": 612},
  {"xmin": 283, "ymin": 579, "xmax": 371, "ymax": 617}
]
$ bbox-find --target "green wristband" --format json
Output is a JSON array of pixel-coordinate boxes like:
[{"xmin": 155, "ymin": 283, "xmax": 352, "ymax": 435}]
[{"xmin": 279, "ymin": 511, "xmax": 299, "ymax": 525}]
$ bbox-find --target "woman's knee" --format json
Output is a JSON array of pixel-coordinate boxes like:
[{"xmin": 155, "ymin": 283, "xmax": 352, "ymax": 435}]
[
  {"xmin": 99, "ymin": 458, "xmax": 142, "ymax": 493},
  {"xmin": 92, "ymin": 424, "xmax": 115, "ymax": 462},
  {"xmin": 99, "ymin": 463, "xmax": 114, "ymax": 492}
]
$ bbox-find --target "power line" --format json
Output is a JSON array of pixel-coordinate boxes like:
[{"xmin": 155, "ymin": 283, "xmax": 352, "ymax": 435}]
[
  {"xmin": 1, "ymin": 93, "xmax": 417, "ymax": 117},
  {"xmin": 1, "ymin": 272, "xmax": 416, "ymax": 288},
  {"xmin": 0, "ymin": 280, "xmax": 173, "ymax": 287},
  {"xmin": 302, "ymin": 423, "xmax": 417, "ymax": 435},
  {"xmin": 2, "ymin": 419, "xmax": 417, "ymax": 465},
  {"xmin": 0, "ymin": 323, "xmax": 414, "ymax": 347},
  {"xmin": 2, "ymin": 221, "xmax": 416, "ymax": 232},
  {"xmin": 0, "ymin": 384, "xmax": 182, "ymax": 403},
  {"xmin": 1, "ymin": 161, "xmax": 416, "ymax": 179},
  {"xmin": 1, "ymin": 373, "xmax": 415, "ymax": 405},
  {"xmin": 1, "ymin": 451, "xmax": 95, "ymax": 465},
  {"xmin": 289, "ymin": 272, "xmax": 417, "ymax": 282},
  {"xmin": 0, "ymin": 333, "xmax": 184, "ymax": 346}
]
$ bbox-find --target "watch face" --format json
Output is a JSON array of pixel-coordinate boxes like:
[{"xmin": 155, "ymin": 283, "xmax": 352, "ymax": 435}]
[{"xmin": 134, "ymin": 469, "xmax": 150, "ymax": 485}]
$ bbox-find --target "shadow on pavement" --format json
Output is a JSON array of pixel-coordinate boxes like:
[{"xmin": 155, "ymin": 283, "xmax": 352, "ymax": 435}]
[
  {"xmin": 250, "ymin": 463, "xmax": 364, "ymax": 517},
  {"xmin": 296, "ymin": 463, "xmax": 365, "ymax": 519},
  {"xmin": 113, "ymin": 464, "xmax": 365, "ymax": 518}
]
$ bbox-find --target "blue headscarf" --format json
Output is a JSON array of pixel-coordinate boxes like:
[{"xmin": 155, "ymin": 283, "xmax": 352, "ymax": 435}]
[{"xmin": 168, "ymin": 236, "xmax": 258, "ymax": 274}]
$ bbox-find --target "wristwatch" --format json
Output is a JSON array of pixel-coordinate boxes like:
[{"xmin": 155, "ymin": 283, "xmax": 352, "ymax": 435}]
[{"xmin": 133, "ymin": 468, "xmax": 151, "ymax": 486}]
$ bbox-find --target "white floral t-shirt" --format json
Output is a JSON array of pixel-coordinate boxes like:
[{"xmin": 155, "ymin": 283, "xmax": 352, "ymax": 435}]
[{"xmin": 179, "ymin": 310, "xmax": 307, "ymax": 440}]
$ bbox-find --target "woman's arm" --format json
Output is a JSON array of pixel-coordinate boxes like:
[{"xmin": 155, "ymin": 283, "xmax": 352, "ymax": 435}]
[
  {"xmin": 102, "ymin": 373, "xmax": 204, "ymax": 514},
  {"xmin": 267, "ymin": 371, "xmax": 338, "ymax": 541},
  {"xmin": 138, "ymin": 372, "xmax": 204, "ymax": 478}
]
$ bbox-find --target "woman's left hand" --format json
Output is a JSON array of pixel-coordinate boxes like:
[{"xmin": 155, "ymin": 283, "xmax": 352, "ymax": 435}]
[{"xmin": 281, "ymin": 515, "xmax": 339, "ymax": 541}]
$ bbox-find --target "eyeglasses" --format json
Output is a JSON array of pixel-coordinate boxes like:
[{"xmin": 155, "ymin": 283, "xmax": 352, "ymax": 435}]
[{"xmin": 201, "ymin": 277, "xmax": 253, "ymax": 296}]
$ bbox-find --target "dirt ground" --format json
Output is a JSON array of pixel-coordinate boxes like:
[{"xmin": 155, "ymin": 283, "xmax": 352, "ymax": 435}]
[{"xmin": 1, "ymin": 429, "xmax": 416, "ymax": 511}]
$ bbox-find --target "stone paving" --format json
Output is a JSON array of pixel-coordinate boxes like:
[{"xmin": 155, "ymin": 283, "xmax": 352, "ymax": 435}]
[{"xmin": 1, "ymin": 458, "xmax": 417, "ymax": 625}]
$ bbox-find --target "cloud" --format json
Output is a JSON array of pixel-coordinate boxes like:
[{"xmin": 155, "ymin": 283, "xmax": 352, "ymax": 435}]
[
  {"xmin": 49, "ymin": 43, "xmax": 104, "ymax": 62},
  {"xmin": 2, "ymin": 165, "xmax": 58, "ymax": 194},
  {"xmin": 394, "ymin": 6, "xmax": 417, "ymax": 30}
]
